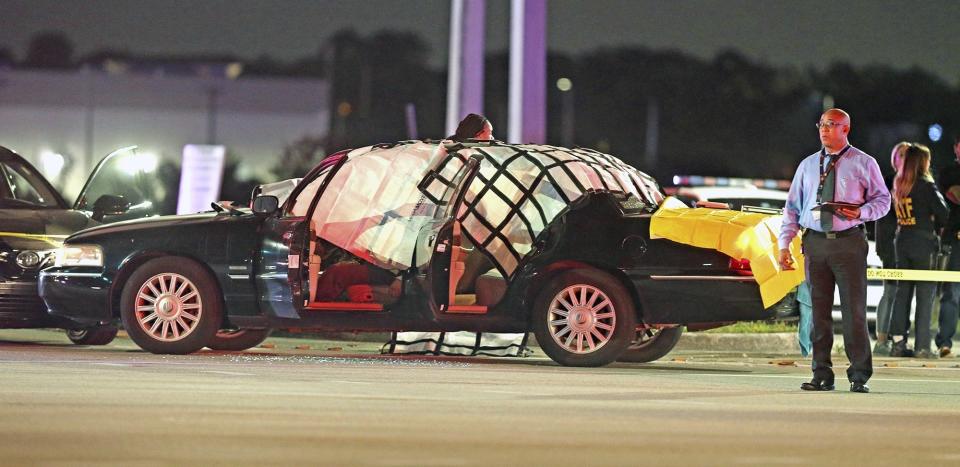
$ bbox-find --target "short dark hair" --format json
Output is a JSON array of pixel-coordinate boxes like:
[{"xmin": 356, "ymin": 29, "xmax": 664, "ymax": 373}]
[{"xmin": 449, "ymin": 113, "xmax": 488, "ymax": 142}]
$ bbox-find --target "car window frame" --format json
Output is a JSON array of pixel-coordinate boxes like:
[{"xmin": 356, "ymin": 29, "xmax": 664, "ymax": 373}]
[{"xmin": 0, "ymin": 154, "xmax": 67, "ymax": 209}]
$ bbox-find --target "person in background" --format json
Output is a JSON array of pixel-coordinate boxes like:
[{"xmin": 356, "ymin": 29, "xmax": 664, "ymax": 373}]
[
  {"xmin": 936, "ymin": 136, "xmax": 960, "ymax": 358},
  {"xmin": 778, "ymin": 108, "xmax": 890, "ymax": 394},
  {"xmin": 889, "ymin": 144, "xmax": 949, "ymax": 359},
  {"xmin": 873, "ymin": 142, "xmax": 909, "ymax": 356},
  {"xmin": 448, "ymin": 113, "xmax": 494, "ymax": 142}
]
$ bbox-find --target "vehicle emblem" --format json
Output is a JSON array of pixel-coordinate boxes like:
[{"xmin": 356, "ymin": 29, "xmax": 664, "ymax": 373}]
[{"xmin": 16, "ymin": 251, "xmax": 42, "ymax": 269}]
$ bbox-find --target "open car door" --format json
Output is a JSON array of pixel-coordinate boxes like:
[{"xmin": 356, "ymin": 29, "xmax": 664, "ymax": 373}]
[
  {"xmin": 74, "ymin": 146, "xmax": 175, "ymax": 222},
  {"xmin": 416, "ymin": 154, "xmax": 483, "ymax": 314},
  {"xmin": 255, "ymin": 152, "xmax": 347, "ymax": 319}
]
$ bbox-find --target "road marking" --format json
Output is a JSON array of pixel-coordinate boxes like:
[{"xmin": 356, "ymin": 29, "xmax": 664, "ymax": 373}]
[
  {"xmin": 201, "ymin": 370, "xmax": 254, "ymax": 376},
  {"xmin": 674, "ymin": 372, "xmax": 960, "ymax": 385}
]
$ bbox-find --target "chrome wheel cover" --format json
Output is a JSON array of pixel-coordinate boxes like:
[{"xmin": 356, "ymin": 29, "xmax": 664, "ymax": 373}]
[
  {"xmin": 134, "ymin": 272, "xmax": 202, "ymax": 342},
  {"xmin": 547, "ymin": 284, "xmax": 616, "ymax": 354}
]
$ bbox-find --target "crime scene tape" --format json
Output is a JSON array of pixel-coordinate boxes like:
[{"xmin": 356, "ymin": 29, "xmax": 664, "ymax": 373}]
[
  {"xmin": 0, "ymin": 232, "xmax": 68, "ymax": 247},
  {"xmin": 867, "ymin": 268, "xmax": 960, "ymax": 282}
]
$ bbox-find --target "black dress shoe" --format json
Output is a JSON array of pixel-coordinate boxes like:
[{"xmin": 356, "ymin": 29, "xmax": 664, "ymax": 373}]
[
  {"xmin": 800, "ymin": 379, "xmax": 835, "ymax": 391},
  {"xmin": 850, "ymin": 382, "xmax": 870, "ymax": 393}
]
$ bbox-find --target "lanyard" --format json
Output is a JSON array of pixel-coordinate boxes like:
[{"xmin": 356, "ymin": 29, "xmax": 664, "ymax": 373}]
[{"xmin": 816, "ymin": 145, "xmax": 850, "ymax": 204}]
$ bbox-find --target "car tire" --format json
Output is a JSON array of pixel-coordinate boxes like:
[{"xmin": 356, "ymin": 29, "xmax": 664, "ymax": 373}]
[
  {"xmin": 616, "ymin": 326, "xmax": 683, "ymax": 363},
  {"xmin": 120, "ymin": 257, "xmax": 223, "ymax": 354},
  {"xmin": 531, "ymin": 269, "xmax": 636, "ymax": 367},
  {"xmin": 207, "ymin": 329, "xmax": 272, "ymax": 351},
  {"xmin": 66, "ymin": 325, "xmax": 118, "ymax": 346}
]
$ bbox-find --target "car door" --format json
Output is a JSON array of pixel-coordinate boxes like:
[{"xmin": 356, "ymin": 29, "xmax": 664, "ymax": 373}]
[
  {"xmin": 255, "ymin": 154, "xmax": 347, "ymax": 319},
  {"xmin": 74, "ymin": 146, "xmax": 173, "ymax": 221},
  {"xmin": 416, "ymin": 155, "xmax": 482, "ymax": 313}
]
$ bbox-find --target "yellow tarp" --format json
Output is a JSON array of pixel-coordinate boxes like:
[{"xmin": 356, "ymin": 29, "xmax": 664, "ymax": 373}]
[{"xmin": 649, "ymin": 198, "xmax": 804, "ymax": 308}]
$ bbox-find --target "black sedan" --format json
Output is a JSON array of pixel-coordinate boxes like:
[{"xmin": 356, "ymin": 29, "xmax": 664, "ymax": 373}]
[
  {"xmin": 2, "ymin": 145, "xmax": 161, "ymax": 344},
  {"xmin": 40, "ymin": 141, "xmax": 789, "ymax": 366}
]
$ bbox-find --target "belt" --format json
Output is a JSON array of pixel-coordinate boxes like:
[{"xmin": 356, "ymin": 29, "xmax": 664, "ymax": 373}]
[{"xmin": 804, "ymin": 225, "xmax": 864, "ymax": 240}]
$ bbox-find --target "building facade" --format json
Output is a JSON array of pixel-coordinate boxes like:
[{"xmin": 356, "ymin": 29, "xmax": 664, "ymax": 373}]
[{"xmin": 0, "ymin": 65, "xmax": 329, "ymax": 198}]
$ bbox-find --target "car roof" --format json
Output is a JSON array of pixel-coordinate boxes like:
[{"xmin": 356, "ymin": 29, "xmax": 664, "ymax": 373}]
[{"xmin": 305, "ymin": 140, "xmax": 662, "ymax": 278}]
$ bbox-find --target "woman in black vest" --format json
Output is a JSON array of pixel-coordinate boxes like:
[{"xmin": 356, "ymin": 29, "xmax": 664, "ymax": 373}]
[
  {"xmin": 889, "ymin": 144, "xmax": 949, "ymax": 358},
  {"xmin": 873, "ymin": 142, "xmax": 908, "ymax": 355}
]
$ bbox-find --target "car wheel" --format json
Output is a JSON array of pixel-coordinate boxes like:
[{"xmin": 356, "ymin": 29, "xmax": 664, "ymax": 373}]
[
  {"xmin": 66, "ymin": 325, "xmax": 118, "ymax": 346},
  {"xmin": 532, "ymin": 269, "xmax": 636, "ymax": 367},
  {"xmin": 120, "ymin": 257, "xmax": 222, "ymax": 354},
  {"xmin": 616, "ymin": 326, "xmax": 683, "ymax": 363},
  {"xmin": 207, "ymin": 329, "xmax": 272, "ymax": 351}
]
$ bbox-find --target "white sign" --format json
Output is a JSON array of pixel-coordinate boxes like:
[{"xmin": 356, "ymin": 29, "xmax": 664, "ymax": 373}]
[{"xmin": 176, "ymin": 144, "xmax": 226, "ymax": 214}]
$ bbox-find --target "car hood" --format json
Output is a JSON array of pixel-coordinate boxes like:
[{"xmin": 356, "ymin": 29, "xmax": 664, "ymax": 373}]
[
  {"xmin": 67, "ymin": 211, "xmax": 243, "ymax": 242},
  {"xmin": 0, "ymin": 209, "xmax": 97, "ymax": 250}
]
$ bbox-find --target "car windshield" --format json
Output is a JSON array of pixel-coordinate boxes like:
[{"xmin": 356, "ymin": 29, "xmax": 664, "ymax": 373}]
[
  {"xmin": 0, "ymin": 158, "xmax": 61, "ymax": 208},
  {"xmin": 75, "ymin": 147, "xmax": 175, "ymax": 217}
]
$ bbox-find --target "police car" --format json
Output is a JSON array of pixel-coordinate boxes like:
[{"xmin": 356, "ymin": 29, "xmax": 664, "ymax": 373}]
[{"xmin": 668, "ymin": 176, "xmax": 886, "ymax": 327}]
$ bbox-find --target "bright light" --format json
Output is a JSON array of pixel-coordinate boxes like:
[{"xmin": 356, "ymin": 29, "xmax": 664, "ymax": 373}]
[
  {"xmin": 556, "ymin": 77, "xmax": 573, "ymax": 92},
  {"xmin": 118, "ymin": 152, "xmax": 158, "ymax": 175},
  {"xmin": 929, "ymin": 124, "xmax": 943, "ymax": 142},
  {"xmin": 822, "ymin": 94, "xmax": 834, "ymax": 111},
  {"xmin": 226, "ymin": 62, "xmax": 244, "ymax": 80},
  {"xmin": 54, "ymin": 244, "xmax": 103, "ymax": 267},
  {"xmin": 39, "ymin": 150, "xmax": 65, "ymax": 178}
]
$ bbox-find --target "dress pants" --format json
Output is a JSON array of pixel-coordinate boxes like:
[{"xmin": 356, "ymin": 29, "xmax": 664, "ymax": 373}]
[
  {"xmin": 936, "ymin": 242, "xmax": 960, "ymax": 350},
  {"xmin": 803, "ymin": 229, "xmax": 872, "ymax": 384}
]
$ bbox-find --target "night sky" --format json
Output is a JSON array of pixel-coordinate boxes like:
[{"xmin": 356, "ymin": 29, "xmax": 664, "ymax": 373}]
[{"xmin": 1, "ymin": 0, "xmax": 958, "ymax": 82}]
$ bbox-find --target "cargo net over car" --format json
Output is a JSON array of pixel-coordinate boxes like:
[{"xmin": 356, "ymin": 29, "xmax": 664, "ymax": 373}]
[
  {"xmin": 420, "ymin": 141, "xmax": 664, "ymax": 278},
  {"xmin": 303, "ymin": 140, "xmax": 662, "ymax": 279}
]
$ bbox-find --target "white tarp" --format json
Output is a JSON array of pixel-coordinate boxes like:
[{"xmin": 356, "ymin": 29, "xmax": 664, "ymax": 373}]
[
  {"xmin": 310, "ymin": 142, "xmax": 447, "ymax": 270},
  {"xmin": 421, "ymin": 143, "xmax": 663, "ymax": 277},
  {"xmin": 308, "ymin": 141, "xmax": 662, "ymax": 275}
]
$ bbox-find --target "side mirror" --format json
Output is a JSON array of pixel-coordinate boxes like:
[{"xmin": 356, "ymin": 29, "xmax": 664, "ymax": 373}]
[
  {"xmin": 91, "ymin": 195, "xmax": 131, "ymax": 221},
  {"xmin": 252, "ymin": 195, "xmax": 279, "ymax": 216}
]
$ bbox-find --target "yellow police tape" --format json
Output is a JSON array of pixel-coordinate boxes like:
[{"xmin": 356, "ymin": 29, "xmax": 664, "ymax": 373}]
[
  {"xmin": 867, "ymin": 268, "xmax": 960, "ymax": 282},
  {"xmin": 0, "ymin": 232, "xmax": 68, "ymax": 247}
]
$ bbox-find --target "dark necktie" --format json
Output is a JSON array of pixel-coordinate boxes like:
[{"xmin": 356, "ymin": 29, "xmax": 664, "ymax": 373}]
[{"xmin": 820, "ymin": 155, "xmax": 837, "ymax": 231}]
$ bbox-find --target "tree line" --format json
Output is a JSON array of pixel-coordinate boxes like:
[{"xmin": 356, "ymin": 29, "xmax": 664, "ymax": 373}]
[{"xmin": 5, "ymin": 30, "xmax": 959, "ymax": 197}]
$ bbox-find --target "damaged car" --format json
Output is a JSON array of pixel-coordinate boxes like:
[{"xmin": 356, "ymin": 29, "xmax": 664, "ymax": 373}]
[{"xmin": 39, "ymin": 140, "xmax": 800, "ymax": 365}]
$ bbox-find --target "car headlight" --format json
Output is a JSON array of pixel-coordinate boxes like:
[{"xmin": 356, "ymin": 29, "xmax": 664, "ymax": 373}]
[{"xmin": 55, "ymin": 244, "xmax": 104, "ymax": 267}]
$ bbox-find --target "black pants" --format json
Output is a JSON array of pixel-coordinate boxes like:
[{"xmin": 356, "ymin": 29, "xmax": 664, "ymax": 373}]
[
  {"xmin": 803, "ymin": 229, "xmax": 872, "ymax": 384},
  {"xmin": 937, "ymin": 238, "xmax": 960, "ymax": 350},
  {"xmin": 890, "ymin": 230, "xmax": 939, "ymax": 352}
]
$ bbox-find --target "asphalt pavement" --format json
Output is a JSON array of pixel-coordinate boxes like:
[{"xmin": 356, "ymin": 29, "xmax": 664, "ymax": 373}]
[{"xmin": 1, "ymin": 329, "xmax": 959, "ymax": 466}]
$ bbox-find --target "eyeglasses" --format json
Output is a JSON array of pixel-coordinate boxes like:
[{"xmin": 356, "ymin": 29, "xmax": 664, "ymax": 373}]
[{"xmin": 815, "ymin": 121, "xmax": 846, "ymax": 130}]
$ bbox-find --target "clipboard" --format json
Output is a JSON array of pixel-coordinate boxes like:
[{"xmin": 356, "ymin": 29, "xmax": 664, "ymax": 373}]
[{"xmin": 811, "ymin": 201, "xmax": 860, "ymax": 214}]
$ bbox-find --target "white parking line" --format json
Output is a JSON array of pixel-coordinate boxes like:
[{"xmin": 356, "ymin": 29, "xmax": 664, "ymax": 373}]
[
  {"xmin": 201, "ymin": 370, "xmax": 254, "ymax": 376},
  {"xmin": 673, "ymin": 372, "xmax": 960, "ymax": 385}
]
